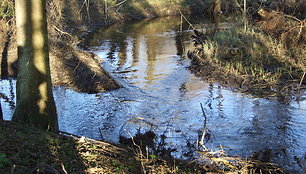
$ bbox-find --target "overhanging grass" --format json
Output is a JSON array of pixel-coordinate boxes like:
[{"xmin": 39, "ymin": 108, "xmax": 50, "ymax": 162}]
[{"xmin": 189, "ymin": 25, "xmax": 305, "ymax": 97}]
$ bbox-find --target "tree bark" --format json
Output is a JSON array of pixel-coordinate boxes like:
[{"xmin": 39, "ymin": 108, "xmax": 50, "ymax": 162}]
[
  {"xmin": 0, "ymin": 101, "xmax": 3, "ymax": 120},
  {"xmin": 12, "ymin": 0, "xmax": 58, "ymax": 131}
]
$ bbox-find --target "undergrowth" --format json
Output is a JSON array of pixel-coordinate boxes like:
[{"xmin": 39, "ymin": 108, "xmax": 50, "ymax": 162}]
[
  {"xmin": 0, "ymin": 0, "xmax": 14, "ymax": 19},
  {"xmin": 189, "ymin": 24, "xmax": 305, "ymax": 97}
]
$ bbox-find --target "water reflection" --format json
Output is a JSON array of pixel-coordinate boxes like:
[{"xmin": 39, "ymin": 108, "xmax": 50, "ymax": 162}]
[
  {"xmin": 84, "ymin": 17, "xmax": 191, "ymax": 90},
  {"xmin": 1, "ymin": 16, "xmax": 306, "ymax": 173},
  {"xmin": 79, "ymin": 16, "xmax": 306, "ymax": 172}
]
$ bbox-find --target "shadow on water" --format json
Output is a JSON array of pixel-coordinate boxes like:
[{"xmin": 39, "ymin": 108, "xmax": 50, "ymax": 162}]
[
  {"xmin": 1, "ymin": 30, "xmax": 12, "ymax": 79},
  {"xmin": 1, "ymin": 15, "xmax": 306, "ymax": 173}
]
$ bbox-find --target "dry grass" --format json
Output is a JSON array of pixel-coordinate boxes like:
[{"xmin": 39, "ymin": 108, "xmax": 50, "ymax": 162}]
[
  {"xmin": 258, "ymin": 9, "xmax": 306, "ymax": 48},
  {"xmin": 196, "ymin": 147, "xmax": 284, "ymax": 174},
  {"xmin": 0, "ymin": 0, "xmax": 14, "ymax": 19},
  {"xmin": 188, "ymin": 23, "xmax": 305, "ymax": 97},
  {"xmin": 0, "ymin": 120, "xmax": 210, "ymax": 173}
]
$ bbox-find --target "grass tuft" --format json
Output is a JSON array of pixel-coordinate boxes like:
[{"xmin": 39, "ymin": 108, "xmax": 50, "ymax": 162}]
[{"xmin": 189, "ymin": 24, "xmax": 305, "ymax": 98}]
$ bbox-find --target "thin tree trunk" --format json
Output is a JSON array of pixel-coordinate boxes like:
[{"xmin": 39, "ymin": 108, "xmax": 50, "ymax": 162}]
[{"xmin": 13, "ymin": 0, "xmax": 58, "ymax": 131}]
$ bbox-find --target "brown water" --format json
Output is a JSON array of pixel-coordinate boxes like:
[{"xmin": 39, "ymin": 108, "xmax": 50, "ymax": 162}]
[{"xmin": 1, "ymin": 16, "xmax": 306, "ymax": 173}]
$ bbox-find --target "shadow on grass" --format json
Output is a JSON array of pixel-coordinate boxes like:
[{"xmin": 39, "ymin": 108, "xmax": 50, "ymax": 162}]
[{"xmin": 0, "ymin": 120, "xmax": 142, "ymax": 173}]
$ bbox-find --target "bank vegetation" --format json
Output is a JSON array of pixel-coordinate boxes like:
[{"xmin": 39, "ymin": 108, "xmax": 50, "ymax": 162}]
[{"xmin": 188, "ymin": 2, "xmax": 305, "ymax": 99}]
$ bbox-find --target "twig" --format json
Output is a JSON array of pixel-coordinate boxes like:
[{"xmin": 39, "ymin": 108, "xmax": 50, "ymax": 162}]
[
  {"xmin": 284, "ymin": 17, "xmax": 305, "ymax": 40},
  {"xmin": 297, "ymin": 71, "xmax": 305, "ymax": 101},
  {"xmin": 199, "ymin": 103, "xmax": 208, "ymax": 151},
  {"xmin": 284, "ymin": 14, "xmax": 302, "ymax": 22},
  {"xmin": 61, "ymin": 164, "xmax": 68, "ymax": 174},
  {"xmin": 72, "ymin": 61, "xmax": 81, "ymax": 74},
  {"xmin": 79, "ymin": 0, "xmax": 90, "ymax": 20},
  {"xmin": 116, "ymin": 0, "xmax": 128, "ymax": 6},
  {"xmin": 126, "ymin": 130, "xmax": 147, "ymax": 174},
  {"xmin": 79, "ymin": 0, "xmax": 87, "ymax": 14},
  {"xmin": 58, "ymin": 130, "xmax": 81, "ymax": 138},
  {"xmin": 115, "ymin": 0, "xmax": 128, "ymax": 13},
  {"xmin": 86, "ymin": 0, "xmax": 90, "ymax": 21},
  {"xmin": 54, "ymin": 26, "xmax": 73, "ymax": 38},
  {"xmin": 233, "ymin": 0, "xmax": 243, "ymax": 13},
  {"xmin": 180, "ymin": 14, "xmax": 183, "ymax": 32},
  {"xmin": 179, "ymin": 10, "xmax": 196, "ymax": 30},
  {"xmin": 98, "ymin": 127, "xmax": 104, "ymax": 141}
]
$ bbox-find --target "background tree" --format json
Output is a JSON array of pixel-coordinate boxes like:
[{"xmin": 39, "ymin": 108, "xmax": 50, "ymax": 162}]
[
  {"xmin": 214, "ymin": 0, "xmax": 221, "ymax": 14},
  {"xmin": 12, "ymin": 0, "xmax": 58, "ymax": 130}
]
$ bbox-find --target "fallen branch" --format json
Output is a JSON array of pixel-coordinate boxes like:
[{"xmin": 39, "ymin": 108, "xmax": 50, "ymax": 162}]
[
  {"xmin": 54, "ymin": 26, "xmax": 73, "ymax": 38},
  {"xmin": 199, "ymin": 103, "xmax": 208, "ymax": 151},
  {"xmin": 179, "ymin": 10, "xmax": 196, "ymax": 31},
  {"xmin": 297, "ymin": 71, "xmax": 306, "ymax": 101}
]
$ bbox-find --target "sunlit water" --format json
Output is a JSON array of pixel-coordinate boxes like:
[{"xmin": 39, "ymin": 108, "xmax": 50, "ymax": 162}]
[{"xmin": 1, "ymin": 16, "xmax": 305, "ymax": 173}]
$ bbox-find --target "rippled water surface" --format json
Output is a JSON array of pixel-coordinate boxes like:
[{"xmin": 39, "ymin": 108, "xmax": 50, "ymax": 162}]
[{"xmin": 1, "ymin": 16, "xmax": 306, "ymax": 173}]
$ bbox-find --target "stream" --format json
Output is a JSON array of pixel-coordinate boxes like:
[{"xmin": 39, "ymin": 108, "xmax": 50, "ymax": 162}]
[{"xmin": 1, "ymin": 16, "xmax": 306, "ymax": 173}]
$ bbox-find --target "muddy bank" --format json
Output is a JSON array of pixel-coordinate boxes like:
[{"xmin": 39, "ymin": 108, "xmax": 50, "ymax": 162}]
[{"xmin": 0, "ymin": 21, "xmax": 120, "ymax": 94}]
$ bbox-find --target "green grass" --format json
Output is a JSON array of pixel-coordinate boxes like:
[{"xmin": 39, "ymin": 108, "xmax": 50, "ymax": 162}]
[
  {"xmin": 0, "ymin": 120, "xmax": 208, "ymax": 173},
  {"xmin": 193, "ymin": 25, "xmax": 305, "ymax": 95}
]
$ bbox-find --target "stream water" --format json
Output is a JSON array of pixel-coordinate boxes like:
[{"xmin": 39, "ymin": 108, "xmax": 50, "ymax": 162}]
[{"xmin": 1, "ymin": 16, "xmax": 306, "ymax": 173}]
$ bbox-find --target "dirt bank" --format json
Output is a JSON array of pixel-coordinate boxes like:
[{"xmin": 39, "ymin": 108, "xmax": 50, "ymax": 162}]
[{"xmin": 0, "ymin": 20, "xmax": 120, "ymax": 93}]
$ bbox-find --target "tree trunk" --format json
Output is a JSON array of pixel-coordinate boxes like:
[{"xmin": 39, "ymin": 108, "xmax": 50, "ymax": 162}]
[
  {"xmin": 12, "ymin": 0, "xmax": 58, "ymax": 131},
  {"xmin": 0, "ymin": 101, "xmax": 3, "ymax": 120}
]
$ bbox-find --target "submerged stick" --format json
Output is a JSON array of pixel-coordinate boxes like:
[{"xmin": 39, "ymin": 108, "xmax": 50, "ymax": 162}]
[
  {"xmin": 297, "ymin": 71, "xmax": 305, "ymax": 101},
  {"xmin": 199, "ymin": 103, "xmax": 208, "ymax": 151}
]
